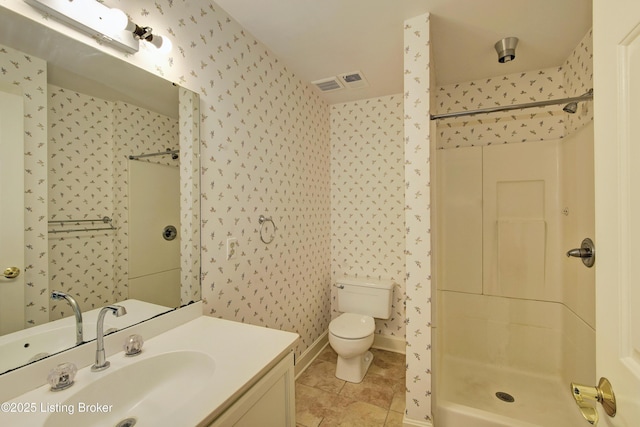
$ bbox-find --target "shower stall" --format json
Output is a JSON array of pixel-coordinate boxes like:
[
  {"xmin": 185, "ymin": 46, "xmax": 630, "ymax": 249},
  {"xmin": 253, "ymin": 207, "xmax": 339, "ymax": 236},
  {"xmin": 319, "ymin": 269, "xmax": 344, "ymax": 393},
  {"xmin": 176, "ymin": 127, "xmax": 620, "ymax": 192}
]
[{"xmin": 432, "ymin": 31, "xmax": 595, "ymax": 426}]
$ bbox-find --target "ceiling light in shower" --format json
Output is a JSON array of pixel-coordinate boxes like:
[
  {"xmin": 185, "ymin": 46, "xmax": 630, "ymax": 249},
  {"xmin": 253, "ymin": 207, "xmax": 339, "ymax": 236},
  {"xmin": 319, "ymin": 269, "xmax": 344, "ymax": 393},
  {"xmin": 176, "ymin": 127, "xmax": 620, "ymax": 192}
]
[{"xmin": 494, "ymin": 37, "xmax": 519, "ymax": 63}]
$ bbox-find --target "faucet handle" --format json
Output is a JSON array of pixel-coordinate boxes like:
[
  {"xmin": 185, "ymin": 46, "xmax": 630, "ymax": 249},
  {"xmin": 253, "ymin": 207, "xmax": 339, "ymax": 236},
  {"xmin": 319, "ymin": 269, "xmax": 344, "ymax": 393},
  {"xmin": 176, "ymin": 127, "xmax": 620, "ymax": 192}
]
[
  {"xmin": 47, "ymin": 362, "xmax": 77, "ymax": 391},
  {"xmin": 123, "ymin": 334, "xmax": 144, "ymax": 356}
]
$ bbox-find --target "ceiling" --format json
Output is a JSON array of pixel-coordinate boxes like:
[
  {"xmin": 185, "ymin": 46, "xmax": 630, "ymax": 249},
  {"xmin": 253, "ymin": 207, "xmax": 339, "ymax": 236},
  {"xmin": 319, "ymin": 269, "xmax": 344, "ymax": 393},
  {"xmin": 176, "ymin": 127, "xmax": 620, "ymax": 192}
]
[{"xmin": 213, "ymin": 0, "xmax": 592, "ymax": 104}]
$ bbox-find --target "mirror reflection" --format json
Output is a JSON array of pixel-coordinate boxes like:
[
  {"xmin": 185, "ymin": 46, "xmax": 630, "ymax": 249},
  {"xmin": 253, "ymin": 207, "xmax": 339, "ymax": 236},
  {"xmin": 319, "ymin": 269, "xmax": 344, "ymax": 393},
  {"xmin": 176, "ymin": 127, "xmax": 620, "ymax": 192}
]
[{"xmin": 0, "ymin": 6, "xmax": 200, "ymax": 375}]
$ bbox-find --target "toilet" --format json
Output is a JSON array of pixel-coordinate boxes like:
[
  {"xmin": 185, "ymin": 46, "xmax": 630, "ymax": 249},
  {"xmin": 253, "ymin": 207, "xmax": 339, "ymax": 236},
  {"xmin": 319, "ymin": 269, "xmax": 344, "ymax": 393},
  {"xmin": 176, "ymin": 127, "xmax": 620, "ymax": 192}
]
[{"xmin": 328, "ymin": 277, "xmax": 394, "ymax": 383}]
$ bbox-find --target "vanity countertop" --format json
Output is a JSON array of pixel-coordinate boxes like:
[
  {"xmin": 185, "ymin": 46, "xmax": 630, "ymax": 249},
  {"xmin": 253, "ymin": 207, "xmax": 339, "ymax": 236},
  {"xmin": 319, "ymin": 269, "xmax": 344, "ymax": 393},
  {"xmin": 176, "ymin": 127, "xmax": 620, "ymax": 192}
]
[{"xmin": 0, "ymin": 315, "xmax": 299, "ymax": 426}]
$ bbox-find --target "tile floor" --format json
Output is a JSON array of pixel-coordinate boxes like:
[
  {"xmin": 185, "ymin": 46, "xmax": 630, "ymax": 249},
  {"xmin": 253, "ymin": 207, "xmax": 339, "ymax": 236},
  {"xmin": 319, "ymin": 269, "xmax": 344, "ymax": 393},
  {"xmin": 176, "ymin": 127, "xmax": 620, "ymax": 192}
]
[{"xmin": 295, "ymin": 346, "xmax": 406, "ymax": 427}]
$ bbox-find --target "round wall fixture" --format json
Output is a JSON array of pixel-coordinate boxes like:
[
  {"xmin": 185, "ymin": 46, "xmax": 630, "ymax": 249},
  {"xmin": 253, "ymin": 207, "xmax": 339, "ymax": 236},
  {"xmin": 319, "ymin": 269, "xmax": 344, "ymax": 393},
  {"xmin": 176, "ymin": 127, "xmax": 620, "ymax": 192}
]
[{"xmin": 494, "ymin": 37, "xmax": 519, "ymax": 63}]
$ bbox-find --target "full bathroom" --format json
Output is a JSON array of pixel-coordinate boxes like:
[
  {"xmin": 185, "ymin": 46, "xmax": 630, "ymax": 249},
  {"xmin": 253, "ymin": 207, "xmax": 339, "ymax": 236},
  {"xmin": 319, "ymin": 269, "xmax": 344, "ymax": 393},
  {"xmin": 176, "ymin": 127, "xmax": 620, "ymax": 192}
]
[{"xmin": 0, "ymin": 0, "xmax": 638, "ymax": 426}]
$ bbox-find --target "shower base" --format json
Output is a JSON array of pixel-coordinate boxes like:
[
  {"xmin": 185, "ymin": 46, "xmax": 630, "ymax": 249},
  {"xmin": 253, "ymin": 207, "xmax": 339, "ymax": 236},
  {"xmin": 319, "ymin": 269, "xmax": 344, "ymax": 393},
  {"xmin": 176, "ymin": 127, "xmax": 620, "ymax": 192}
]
[{"xmin": 436, "ymin": 356, "xmax": 586, "ymax": 427}]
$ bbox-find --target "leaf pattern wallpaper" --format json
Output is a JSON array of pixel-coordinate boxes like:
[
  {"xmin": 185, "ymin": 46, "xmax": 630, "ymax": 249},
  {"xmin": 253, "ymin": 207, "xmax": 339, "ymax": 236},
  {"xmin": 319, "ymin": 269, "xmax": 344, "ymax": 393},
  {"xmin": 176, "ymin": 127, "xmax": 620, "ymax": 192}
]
[
  {"xmin": 2, "ymin": 1, "xmax": 593, "ymax": 424},
  {"xmin": 403, "ymin": 13, "xmax": 433, "ymax": 423},
  {"xmin": 48, "ymin": 86, "xmax": 179, "ymax": 319},
  {"xmin": 331, "ymin": 95, "xmax": 406, "ymax": 339}
]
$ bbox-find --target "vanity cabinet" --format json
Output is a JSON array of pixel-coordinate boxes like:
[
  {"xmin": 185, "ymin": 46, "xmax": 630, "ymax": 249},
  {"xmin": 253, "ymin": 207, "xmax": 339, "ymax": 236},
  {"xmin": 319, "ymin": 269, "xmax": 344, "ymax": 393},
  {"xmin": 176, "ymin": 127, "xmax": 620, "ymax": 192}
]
[{"xmin": 207, "ymin": 352, "xmax": 295, "ymax": 427}]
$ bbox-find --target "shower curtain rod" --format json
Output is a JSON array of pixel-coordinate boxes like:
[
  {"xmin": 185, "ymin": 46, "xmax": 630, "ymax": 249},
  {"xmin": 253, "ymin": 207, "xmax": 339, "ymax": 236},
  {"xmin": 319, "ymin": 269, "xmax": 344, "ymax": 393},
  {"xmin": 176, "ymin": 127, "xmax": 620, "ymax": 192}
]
[
  {"xmin": 430, "ymin": 89, "xmax": 594, "ymax": 120},
  {"xmin": 128, "ymin": 149, "xmax": 179, "ymax": 160}
]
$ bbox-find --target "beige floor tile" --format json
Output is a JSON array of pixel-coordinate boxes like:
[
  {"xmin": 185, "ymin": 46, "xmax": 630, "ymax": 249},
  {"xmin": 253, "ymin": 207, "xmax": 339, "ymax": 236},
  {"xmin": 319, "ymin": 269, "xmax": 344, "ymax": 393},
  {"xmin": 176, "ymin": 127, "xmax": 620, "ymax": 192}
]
[
  {"xmin": 389, "ymin": 391, "xmax": 405, "ymax": 413},
  {"xmin": 297, "ymin": 359, "xmax": 346, "ymax": 394},
  {"xmin": 368, "ymin": 349, "xmax": 406, "ymax": 384},
  {"xmin": 316, "ymin": 345, "xmax": 339, "ymax": 363},
  {"xmin": 296, "ymin": 383, "xmax": 341, "ymax": 427},
  {"xmin": 296, "ymin": 348, "xmax": 406, "ymax": 427},
  {"xmin": 340, "ymin": 374, "xmax": 395, "ymax": 409},
  {"xmin": 319, "ymin": 400, "xmax": 388, "ymax": 427},
  {"xmin": 383, "ymin": 410, "xmax": 405, "ymax": 427}
]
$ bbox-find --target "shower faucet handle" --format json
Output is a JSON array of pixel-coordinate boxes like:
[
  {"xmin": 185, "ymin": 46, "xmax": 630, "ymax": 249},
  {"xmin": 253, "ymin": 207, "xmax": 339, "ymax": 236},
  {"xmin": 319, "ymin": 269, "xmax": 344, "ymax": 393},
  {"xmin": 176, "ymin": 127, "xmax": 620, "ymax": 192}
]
[{"xmin": 566, "ymin": 238, "xmax": 595, "ymax": 268}]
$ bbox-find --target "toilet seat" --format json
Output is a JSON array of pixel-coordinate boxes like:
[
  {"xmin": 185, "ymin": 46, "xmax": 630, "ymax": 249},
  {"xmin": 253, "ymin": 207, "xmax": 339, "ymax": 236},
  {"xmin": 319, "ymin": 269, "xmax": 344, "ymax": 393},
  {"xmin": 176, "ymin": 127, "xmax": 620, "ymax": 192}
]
[{"xmin": 329, "ymin": 313, "xmax": 374, "ymax": 339}]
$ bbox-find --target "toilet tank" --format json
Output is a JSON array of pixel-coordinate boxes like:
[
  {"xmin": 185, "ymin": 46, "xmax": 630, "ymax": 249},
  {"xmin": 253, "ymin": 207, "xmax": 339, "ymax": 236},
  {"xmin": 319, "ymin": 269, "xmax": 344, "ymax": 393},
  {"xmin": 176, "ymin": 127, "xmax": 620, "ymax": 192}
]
[{"xmin": 336, "ymin": 277, "xmax": 394, "ymax": 319}]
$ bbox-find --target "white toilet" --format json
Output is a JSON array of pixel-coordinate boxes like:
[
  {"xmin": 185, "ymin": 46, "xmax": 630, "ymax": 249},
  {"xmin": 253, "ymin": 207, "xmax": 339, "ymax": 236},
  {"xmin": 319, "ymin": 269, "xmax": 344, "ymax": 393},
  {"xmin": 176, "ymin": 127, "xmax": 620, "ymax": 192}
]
[{"xmin": 328, "ymin": 277, "xmax": 394, "ymax": 383}]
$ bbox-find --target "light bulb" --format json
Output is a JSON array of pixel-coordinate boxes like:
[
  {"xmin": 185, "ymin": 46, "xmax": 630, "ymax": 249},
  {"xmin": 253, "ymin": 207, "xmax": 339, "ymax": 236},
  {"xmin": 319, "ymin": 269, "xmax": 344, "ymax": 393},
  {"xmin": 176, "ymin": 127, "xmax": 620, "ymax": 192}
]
[
  {"xmin": 104, "ymin": 8, "xmax": 129, "ymax": 31},
  {"xmin": 149, "ymin": 35, "xmax": 172, "ymax": 54}
]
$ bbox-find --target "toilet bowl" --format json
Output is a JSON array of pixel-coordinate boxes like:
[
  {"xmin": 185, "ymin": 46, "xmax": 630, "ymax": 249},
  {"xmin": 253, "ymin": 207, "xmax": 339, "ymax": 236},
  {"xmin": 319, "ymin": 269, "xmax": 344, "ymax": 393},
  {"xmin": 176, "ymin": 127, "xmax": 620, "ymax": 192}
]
[
  {"xmin": 328, "ymin": 313, "xmax": 375, "ymax": 383},
  {"xmin": 329, "ymin": 277, "xmax": 394, "ymax": 383}
]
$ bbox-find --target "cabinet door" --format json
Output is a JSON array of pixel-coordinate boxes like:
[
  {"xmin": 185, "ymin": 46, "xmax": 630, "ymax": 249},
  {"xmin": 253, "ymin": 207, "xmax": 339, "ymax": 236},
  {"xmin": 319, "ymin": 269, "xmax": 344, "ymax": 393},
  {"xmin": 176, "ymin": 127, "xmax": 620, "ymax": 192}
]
[{"xmin": 209, "ymin": 353, "xmax": 295, "ymax": 427}]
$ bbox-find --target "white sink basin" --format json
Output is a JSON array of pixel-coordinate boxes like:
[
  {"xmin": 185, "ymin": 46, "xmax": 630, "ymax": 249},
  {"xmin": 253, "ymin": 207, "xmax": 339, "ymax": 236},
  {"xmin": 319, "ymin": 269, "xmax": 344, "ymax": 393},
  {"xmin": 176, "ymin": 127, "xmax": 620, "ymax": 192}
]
[
  {"xmin": 0, "ymin": 315, "xmax": 298, "ymax": 426},
  {"xmin": 43, "ymin": 351, "xmax": 215, "ymax": 427}
]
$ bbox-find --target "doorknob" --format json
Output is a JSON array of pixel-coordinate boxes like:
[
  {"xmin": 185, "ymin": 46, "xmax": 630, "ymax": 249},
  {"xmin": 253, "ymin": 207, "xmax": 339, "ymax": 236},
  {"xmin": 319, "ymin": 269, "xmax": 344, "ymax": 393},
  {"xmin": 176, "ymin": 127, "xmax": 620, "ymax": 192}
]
[
  {"xmin": 2, "ymin": 267, "xmax": 20, "ymax": 279},
  {"xmin": 571, "ymin": 377, "xmax": 616, "ymax": 425}
]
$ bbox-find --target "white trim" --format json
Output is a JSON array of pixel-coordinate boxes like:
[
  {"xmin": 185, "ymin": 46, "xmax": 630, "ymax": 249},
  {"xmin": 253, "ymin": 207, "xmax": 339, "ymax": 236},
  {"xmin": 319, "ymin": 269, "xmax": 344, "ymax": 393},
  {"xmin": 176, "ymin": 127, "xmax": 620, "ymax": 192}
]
[
  {"xmin": 294, "ymin": 331, "xmax": 328, "ymax": 378},
  {"xmin": 403, "ymin": 415, "xmax": 434, "ymax": 427},
  {"xmin": 373, "ymin": 333, "xmax": 406, "ymax": 354}
]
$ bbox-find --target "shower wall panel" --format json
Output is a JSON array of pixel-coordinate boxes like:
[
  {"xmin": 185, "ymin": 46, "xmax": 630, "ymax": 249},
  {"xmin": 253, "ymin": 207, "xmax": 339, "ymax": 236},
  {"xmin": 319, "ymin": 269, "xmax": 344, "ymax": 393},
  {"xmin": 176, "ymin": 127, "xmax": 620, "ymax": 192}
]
[
  {"xmin": 128, "ymin": 161, "xmax": 180, "ymax": 308},
  {"xmin": 436, "ymin": 147, "xmax": 482, "ymax": 294},
  {"xmin": 483, "ymin": 141, "xmax": 561, "ymax": 302}
]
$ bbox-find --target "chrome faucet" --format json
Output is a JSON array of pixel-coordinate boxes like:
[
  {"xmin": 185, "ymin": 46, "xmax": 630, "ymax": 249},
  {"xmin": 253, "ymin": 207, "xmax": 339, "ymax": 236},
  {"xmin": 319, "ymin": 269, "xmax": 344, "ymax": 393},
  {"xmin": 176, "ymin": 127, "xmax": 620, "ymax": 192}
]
[
  {"xmin": 91, "ymin": 305, "xmax": 127, "ymax": 372},
  {"xmin": 50, "ymin": 291, "xmax": 83, "ymax": 345}
]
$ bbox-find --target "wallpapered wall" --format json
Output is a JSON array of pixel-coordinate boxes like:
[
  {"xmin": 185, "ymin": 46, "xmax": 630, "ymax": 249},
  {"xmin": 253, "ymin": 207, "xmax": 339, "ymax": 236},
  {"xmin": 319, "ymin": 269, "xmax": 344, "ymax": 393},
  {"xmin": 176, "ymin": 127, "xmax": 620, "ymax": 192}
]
[
  {"xmin": 4, "ymin": 0, "xmax": 332, "ymax": 362},
  {"xmin": 403, "ymin": 13, "xmax": 434, "ymax": 424},
  {"xmin": 0, "ymin": 42, "xmax": 49, "ymax": 328},
  {"xmin": 48, "ymin": 85, "xmax": 179, "ymax": 320},
  {"xmin": 435, "ymin": 29, "xmax": 593, "ymax": 148},
  {"xmin": 330, "ymin": 95, "xmax": 406, "ymax": 338}
]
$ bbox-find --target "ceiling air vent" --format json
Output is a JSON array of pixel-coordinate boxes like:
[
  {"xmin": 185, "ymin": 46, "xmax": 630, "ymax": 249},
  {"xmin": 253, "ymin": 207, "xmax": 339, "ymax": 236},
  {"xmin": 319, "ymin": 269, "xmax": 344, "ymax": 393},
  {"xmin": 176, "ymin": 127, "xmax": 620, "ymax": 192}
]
[
  {"xmin": 312, "ymin": 77, "xmax": 344, "ymax": 92},
  {"xmin": 339, "ymin": 71, "xmax": 369, "ymax": 89}
]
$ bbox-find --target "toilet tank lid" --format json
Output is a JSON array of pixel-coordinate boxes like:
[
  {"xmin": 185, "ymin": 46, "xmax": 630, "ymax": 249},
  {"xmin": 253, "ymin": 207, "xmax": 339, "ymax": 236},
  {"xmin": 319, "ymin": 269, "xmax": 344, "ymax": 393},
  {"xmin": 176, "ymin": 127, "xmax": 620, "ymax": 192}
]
[{"xmin": 336, "ymin": 277, "xmax": 395, "ymax": 290}]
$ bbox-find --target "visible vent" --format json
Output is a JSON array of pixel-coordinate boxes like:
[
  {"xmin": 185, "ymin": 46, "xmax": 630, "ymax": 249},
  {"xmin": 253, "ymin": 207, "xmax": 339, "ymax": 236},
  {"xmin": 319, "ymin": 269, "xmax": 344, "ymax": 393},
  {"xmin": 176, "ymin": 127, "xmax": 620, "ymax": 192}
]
[
  {"xmin": 312, "ymin": 77, "xmax": 344, "ymax": 92},
  {"xmin": 339, "ymin": 71, "xmax": 369, "ymax": 89}
]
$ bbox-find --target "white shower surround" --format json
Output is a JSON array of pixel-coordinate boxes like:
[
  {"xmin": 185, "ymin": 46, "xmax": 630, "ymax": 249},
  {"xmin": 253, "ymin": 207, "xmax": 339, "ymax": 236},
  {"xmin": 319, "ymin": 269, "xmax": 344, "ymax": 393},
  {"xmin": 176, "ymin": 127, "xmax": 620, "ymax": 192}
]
[{"xmin": 433, "ymin": 29, "xmax": 595, "ymax": 426}]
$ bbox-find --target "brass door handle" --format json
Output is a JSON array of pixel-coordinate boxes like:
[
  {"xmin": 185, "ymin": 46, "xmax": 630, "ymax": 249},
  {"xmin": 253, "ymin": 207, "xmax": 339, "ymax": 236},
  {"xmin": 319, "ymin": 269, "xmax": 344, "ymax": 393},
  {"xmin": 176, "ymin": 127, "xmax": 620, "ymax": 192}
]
[
  {"xmin": 3, "ymin": 267, "xmax": 20, "ymax": 279},
  {"xmin": 571, "ymin": 377, "xmax": 616, "ymax": 425}
]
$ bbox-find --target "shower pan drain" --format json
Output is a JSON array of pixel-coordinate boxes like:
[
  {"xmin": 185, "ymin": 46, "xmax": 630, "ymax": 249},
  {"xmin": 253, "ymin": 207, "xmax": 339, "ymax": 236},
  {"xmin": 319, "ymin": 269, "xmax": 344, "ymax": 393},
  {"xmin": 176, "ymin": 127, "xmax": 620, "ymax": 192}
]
[{"xmin": 495, "ymin": 391, "xmax": 515, "ymax": 403}]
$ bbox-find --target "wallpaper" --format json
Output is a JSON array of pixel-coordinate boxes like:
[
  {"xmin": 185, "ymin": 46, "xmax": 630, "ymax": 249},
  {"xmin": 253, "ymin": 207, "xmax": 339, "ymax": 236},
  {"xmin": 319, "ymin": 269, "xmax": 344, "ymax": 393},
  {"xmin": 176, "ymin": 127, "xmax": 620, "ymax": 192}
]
[
  {"xmin": 330, "ymin": 95, "xmax": 406, "ymax": 338},
  {"xmin": 0, "ymin": 43, "xmax": 50, "ymax": 328},
  {"xmin": 403, "ymin": 13, "xmax": 434, "ymax": 424},
  {"xmin": 435, "ymin": 29, "xmax": 594, "ymax": 149},
  {"xmin": 47, "ymin": 85, "xmax": 116, "ymax": 320},
  {"xmin": 48, "ymin": 85, "xmax": 179, "ymax": 320},
  {"xmin": 6, "ymin": 0, "xmax": 333, "ymax": 363},
  {"xmin": 178, "ymin": 87, "xmax": 201, "ymax": 304}
]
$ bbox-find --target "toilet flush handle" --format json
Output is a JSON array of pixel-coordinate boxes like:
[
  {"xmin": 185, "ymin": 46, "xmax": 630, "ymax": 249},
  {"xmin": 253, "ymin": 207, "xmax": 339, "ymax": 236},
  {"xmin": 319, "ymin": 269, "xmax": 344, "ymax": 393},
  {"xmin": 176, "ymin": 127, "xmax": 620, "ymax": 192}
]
[{"xmin": 334, "ymin": 284, "xmax": 345, "ymax": 289}]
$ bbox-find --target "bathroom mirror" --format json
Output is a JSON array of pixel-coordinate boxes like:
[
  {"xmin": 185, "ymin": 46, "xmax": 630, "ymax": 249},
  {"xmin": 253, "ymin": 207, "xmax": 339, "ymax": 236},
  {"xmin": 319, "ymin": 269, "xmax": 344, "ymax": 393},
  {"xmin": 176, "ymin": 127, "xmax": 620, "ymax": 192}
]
[{"xmin": 0, "ymin": 6, "xmax": 200, "ymax": 374}]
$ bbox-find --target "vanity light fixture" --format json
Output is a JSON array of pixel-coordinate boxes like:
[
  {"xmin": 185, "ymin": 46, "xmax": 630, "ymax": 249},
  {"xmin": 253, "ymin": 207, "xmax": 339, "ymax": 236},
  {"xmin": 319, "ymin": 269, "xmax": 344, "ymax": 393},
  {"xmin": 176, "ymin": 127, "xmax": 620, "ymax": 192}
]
[{"xmin": 23, "ymin": 0, "xmax": 172, "ymax": 54}]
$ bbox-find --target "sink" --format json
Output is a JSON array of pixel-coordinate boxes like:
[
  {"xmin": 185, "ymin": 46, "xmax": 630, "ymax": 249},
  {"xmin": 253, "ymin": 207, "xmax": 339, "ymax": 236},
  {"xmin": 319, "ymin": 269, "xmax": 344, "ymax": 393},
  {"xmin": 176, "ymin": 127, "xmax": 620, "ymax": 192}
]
[
  {"xmin": 44, "ymin": 351, "xmax": 215, "ymax": 427},
  {"xmin": 0, "ymin": 314, "xmax": 298, "ymax": 427}
]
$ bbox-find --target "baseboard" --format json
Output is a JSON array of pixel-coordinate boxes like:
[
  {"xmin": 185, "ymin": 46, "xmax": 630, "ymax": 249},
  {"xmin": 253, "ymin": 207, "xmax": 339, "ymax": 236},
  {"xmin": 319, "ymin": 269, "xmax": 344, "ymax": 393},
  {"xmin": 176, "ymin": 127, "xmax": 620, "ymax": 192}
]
[
  {"xmin": 373, "ymin": 333, "xmax": 406, "ymax": 354},
  {"xmin": 403, "ymin": 416, "xmax": 434, "ymax": 427},
  {"xmin": 294, "ymin": 331, "xmax": 328, "ymax": 378}
]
